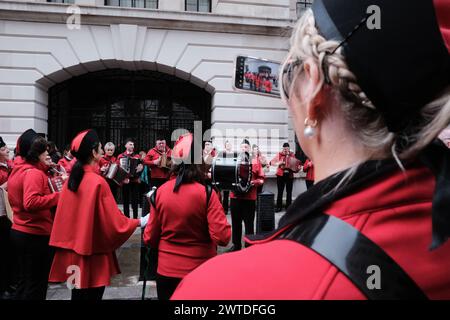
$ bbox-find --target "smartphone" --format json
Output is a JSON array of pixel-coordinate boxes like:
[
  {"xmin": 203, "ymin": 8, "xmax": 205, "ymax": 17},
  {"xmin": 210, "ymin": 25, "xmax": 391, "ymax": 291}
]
[{"xmin": 233, "ymin": 55, "xmax": 281, "ymax": 98}]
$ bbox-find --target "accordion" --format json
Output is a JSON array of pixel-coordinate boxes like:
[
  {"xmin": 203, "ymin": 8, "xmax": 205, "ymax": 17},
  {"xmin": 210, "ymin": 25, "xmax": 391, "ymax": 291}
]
[
  {"xmin": 285, "ymin": 156, "xmax": 301, "ymax": 173},
  {"xmin": 159, "ymin": 153, "xmax": 171, "ymax": 169},
  {"xmin": 48, "ymin": 176, "xmax": 64, "ymax": 193},
  {"xmin": 104, "ymin": 163, "xmax": 129, "ymax": 185},
  {"xmin": 128, "ymin": 158, "xmax": 141, "ymax": 178},
  {"xmin": 119, "ymin": 157, "xmax": 141, "ymax": 178}
]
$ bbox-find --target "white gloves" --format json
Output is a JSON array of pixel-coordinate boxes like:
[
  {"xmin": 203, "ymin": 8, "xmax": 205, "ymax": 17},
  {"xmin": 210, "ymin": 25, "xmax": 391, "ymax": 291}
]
[{"xmin": 140, "ymin": 214, "xmax": 149, "ymax": 228}]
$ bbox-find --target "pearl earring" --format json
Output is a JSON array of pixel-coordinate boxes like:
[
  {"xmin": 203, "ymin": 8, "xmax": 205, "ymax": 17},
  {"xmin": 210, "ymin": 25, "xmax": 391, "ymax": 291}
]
[{"xmin": 304, "ymin": 118, "xmax": 318, "ymax": 138}]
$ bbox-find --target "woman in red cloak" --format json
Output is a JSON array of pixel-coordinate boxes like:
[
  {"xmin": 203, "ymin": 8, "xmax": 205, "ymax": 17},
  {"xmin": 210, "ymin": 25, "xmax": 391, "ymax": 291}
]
[{"xmin": 49, "ymin": 129, "xmax": 148, "ymax": 300}]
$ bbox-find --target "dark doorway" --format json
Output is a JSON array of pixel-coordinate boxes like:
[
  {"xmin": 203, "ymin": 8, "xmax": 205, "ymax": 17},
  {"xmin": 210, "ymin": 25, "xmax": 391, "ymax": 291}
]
[{"xmin": 48, "ymin": 69, "xmax": 211, "ymax": 153}]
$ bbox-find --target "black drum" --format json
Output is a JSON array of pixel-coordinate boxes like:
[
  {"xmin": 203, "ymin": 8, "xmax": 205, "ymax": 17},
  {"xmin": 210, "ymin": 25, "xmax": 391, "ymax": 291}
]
[{"xmin": 211, "ymin": 152, "xmax": 252, "ymax": 193}]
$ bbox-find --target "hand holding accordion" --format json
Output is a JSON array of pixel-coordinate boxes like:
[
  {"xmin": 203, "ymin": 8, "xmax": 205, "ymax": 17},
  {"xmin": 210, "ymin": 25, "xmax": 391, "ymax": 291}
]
[
  {"xmin": 285, "ymin": 156, "xmax": 301, "ymax": 173},
  {"xmin": 104, "ymin": 163, "xmax": 129, "ymax": 186},
  {"xmin": 159, "ymin": 153, "xmax": 172, "ymax": 169},
  {"xmin": 48, "ymin": 176, "xmax": 64, "ymax": 193}
]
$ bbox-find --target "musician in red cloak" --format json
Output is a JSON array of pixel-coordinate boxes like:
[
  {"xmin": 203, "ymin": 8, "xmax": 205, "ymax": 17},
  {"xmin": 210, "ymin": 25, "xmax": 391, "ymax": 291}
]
[{"xmin": 49, "ymin": 129, "xmax": 148, "ymax": 300}]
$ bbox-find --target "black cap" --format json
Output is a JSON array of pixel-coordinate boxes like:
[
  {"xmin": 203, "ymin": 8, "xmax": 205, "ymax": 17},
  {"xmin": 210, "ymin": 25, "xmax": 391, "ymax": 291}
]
[
  {"xmin": 313, "ymin": 0, "xmax": 450, "ymax": 132},
  {"xmin": 241, "ymin": 139, "xmax": 250, "ymax": 146},
  {"xmin": 0, "ymin": 136, "xmax": 5, "ymax": 149},
  {"xmin": 283, "ymin": 143, "xmax": 290, "ymax": 148},
  {"xmin": 16, "ymin": 129, "xmax": 39, "ymax": 157}
]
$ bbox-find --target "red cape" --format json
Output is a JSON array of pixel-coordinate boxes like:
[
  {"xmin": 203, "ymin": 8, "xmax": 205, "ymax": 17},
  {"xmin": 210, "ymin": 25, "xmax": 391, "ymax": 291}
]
[{"xmin": 49, "ymin": 165, "xmax": 139, "ymax": 255}]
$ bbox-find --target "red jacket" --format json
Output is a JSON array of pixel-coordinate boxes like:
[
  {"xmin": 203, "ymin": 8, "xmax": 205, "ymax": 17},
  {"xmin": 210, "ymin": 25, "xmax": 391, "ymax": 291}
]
[
  {"xmin": 98, "ymin": 155, "xmax": 116, "ymax": 169},
  {"xmin": 271, "ymin": 151, "xmax": 298, "ymax": 178},
  {"xmin": 49, "ymin": 165, "xmax": 139, "ymax": 289},
  {"xmin": 172, "ymin": 163, "xmax": 450, "ymax": 299},
  {"xmin": 8, "ymin": 158, "xmax": 59, "ymax": 236},
  {"xmin": 303, "ymin": 159, "xmax": 314, "ymax": 181},
  {"xmin": 143, "ymin": 147, "xmax": 172, "ymax": 180},
  {"xmin": 143, "ymin": 178, "xmax": 231, "ymax": 279},
  {"xmin": 58, "ymin": 156, "xmax": 76, "ymax": 175},
  {"xmin": 230, "ymin": 159, "xmax": 265, "ymax": 201},
  {"xmin": 0, "ymin": 159, "xmax": 13, "ymax": 185}
]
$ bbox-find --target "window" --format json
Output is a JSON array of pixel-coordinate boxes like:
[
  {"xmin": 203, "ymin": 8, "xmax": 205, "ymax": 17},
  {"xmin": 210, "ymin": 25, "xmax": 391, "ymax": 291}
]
[
  {"xmin": 296, "ymin": 0, "xmax": 313, "ymax": 18},
  {"xmin": 105, "ymin": 0, "xmax": 158, "ymax": 9},
  {"xmin": 186, "ymin": 0, "xmax": 211, "ymax": 13},
  {"xmin": 47, "ymin": 0, "xmax": 75, "ymax": 3}
]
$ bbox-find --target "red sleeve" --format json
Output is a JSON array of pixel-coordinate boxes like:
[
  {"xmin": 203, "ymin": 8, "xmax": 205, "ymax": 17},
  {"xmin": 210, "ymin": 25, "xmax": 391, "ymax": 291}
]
[
  {"xmin": 206, "ymin": 191, "xmax": 231, "ymax": 246},
  {"xmin": 270, "ymin": 153, "xmax": 280, "ymax": 166},
  {"xmin": 251, "ymin": 163, "xmax": 265, "ymax": 187},
  {"xmin": 143, "ymin": 150, "xmax": 157, "ymax": 167},
  {"xmin": 23, "ymin": 169, "xmax": 59, "ymax": 211},
  {"xmin": 95, "ymin": 182, "xmax": 140, "ymax": 251},
  {"xmin": 0, "ymin": 169, "xmax": 8, "ymax": 186},
  {"xmin": 143, "ymin": 199, "xmax": 162, "ymax": 248}
]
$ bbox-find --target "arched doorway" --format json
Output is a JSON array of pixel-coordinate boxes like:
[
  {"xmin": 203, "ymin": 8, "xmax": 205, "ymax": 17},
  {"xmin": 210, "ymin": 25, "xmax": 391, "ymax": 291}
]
[{"xmin": 47, "ymin": 69, "xmax": 211, "ymax": 152}]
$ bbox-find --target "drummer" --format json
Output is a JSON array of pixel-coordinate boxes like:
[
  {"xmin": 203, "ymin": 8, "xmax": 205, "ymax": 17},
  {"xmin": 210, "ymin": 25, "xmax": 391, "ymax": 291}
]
[{"xmin": 227, "ymin": 138, "xmax": 265, "ymax": 252}]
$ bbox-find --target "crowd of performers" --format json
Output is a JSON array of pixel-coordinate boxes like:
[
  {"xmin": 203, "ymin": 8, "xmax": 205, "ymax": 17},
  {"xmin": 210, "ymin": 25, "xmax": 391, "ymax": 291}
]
[
  {"xmin": 244, "ymin": 71, "xmax": 278, "ymax": 94},
  {"xmin": 0, "ymin": 130, "xmax": 312, "ymax": 300}
]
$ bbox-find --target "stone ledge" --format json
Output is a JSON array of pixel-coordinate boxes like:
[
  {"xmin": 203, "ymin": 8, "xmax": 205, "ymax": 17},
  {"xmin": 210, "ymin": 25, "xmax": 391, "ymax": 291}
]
[{"xmin": 0, "ymin": 1, "xmax": 294, "ymax": 36}]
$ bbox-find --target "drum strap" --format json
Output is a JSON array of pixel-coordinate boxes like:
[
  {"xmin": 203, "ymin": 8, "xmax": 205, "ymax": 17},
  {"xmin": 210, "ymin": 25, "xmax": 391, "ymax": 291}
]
[{"xmin": 278, "ymin": 213, "xmax": 428, "ymax": 300}]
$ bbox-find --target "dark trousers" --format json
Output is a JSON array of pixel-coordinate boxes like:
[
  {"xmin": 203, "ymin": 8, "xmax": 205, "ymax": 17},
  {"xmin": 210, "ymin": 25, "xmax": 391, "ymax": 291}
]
[
  {"xmin": 306, "ymin": 180, "xmax": 314, "ymax": 189},
  {"xmin": 122, "ymin": 182, "xmax": 140, "ymax": 219},
  {"xmin": 230, "ymin": 198, "xmax": 256, "ymax": 250},
  {"xmin": 156, "ymin": 273, "xmax": 182, "ymax": 300},
  {"xmin": 0, "ymin": 217, "xmax": 13, "ymax": 294},
  {"xmin": 10, "ymin": 230, "xmax": 53, "ymax": 300},
  {"xmin": 140, "ymin": 178, "xmax": 167, "ymax": 282},
  {"xmin": 71, "ymin": 286, "xmax": 105, "ymax": 301},
  {"xmin": 222, "ymin": 190, "xmax": 230, "ymax": 213},
  {"xmin": 276, "ymin": 174, "xmax": 293, "ymax": 210},
  {"xmin": 107, "ymin": 180, "xmax": 119, "ymax": 202}
]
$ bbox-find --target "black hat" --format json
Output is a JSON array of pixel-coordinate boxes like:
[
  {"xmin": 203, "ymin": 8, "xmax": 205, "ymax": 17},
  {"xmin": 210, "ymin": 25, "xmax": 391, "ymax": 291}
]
[
  {"xmin": 283, "ymin": 143, "xmax": 290, "ymax": 148},
  {"xmin": 313, "ymin": 0, "xmax": 450, "ymax": 133},
  {"xmin": 241, "ymin": 139, "xmax": 251, "ymax": 146},
  {"xmin": 16, "ymin": 129, "xmax": 39, "ymax": 157},
  {"xmin": 0, "ymin": 136, "xmax": 5, "ymax": 149},
  {"xmin": 70, "ymin": 129, "xmax": 100, "ymax": 159}
]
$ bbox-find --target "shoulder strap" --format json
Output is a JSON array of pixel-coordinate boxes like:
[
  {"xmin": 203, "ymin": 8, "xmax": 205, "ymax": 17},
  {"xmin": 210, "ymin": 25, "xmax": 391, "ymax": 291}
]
[
  {"xmin": 149, "ymin": 188, "xmax": 157, "ymax": 208},
  {"xmin": 279, "ymin": 213, "xmax": 428, "ymax": 300},
  {"xmin": 205, "ymin": 184, "xmax": 212, "ymax": 208}
]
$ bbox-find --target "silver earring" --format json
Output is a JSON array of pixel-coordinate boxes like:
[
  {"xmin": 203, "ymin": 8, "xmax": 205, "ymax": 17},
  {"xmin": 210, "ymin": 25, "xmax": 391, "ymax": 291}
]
[{"xmin": 304, "ymin": 118, "xmax": 318, "ymax": 138}]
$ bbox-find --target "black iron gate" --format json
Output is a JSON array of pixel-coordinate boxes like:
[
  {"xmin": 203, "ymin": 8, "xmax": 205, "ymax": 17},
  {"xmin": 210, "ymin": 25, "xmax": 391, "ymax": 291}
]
[{"xmin": 48, "ymin": 69, "xmax": 211, "ymax": 153}]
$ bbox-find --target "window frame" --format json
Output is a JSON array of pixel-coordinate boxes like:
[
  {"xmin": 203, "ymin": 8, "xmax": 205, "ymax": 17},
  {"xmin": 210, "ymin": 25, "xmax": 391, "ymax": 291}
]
[
  {"xmin": 185, "ymin": 0, "xmax": 212, "ymax": 13},
  {"xmin": 104, "ymin": 0, "xmax": 159, "ymax": 9}
]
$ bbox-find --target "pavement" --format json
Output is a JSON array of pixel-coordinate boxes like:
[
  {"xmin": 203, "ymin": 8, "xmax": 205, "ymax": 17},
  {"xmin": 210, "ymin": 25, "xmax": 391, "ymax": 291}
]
[{"xmin": 46, "ymin": 206, "xmax": 286, "ymax": 300}]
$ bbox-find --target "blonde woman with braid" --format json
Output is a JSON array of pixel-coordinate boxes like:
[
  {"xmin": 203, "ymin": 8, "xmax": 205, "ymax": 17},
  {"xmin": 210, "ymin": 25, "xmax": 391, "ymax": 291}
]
[{"xmin": 172, "ymin": 0, "xmax": 450, "ymax": 300}]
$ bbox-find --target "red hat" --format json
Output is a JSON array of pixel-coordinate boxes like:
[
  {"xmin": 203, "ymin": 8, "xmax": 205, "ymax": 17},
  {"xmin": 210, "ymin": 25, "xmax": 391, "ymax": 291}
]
[
  {"xmin": 172, "ymin": 133, "xmax": 194, "ymax": 164},
  {"xmin": 70, "ymin": 129, "xmax": 100, "ymax": 159}
]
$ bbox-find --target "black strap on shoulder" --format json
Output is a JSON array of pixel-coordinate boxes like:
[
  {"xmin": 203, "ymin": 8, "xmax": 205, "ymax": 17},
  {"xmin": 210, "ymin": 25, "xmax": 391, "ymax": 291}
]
[
  {"xmin": 279, "ymin": 213, "xmax": 428, "ymax": 300},
  {"xmin": 205, "ymin": 184, "xmax": 212, "ymax": 208},
  {"xmin": 149, "ymin": 188, "xmax": 157, "ymax": 208}
]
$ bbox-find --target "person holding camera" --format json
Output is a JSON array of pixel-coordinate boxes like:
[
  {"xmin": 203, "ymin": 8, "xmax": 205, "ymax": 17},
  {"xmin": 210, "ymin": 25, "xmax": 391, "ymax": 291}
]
[{"xmin": 172, "ymin": 0, "xmax": 450, "ymax": 299}]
